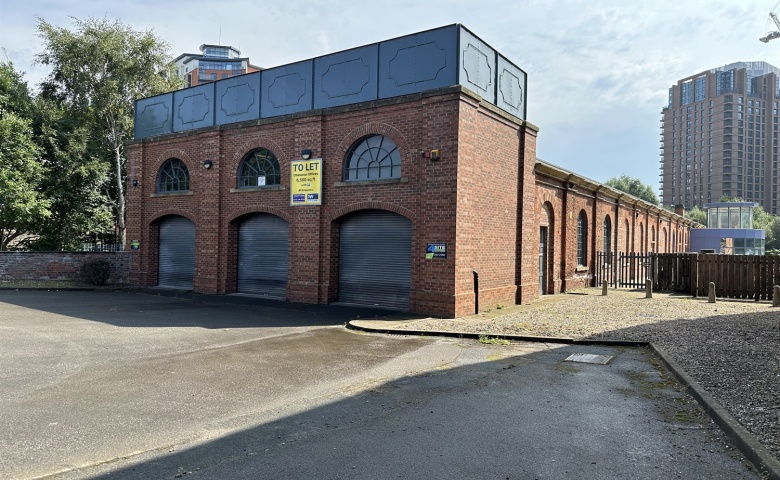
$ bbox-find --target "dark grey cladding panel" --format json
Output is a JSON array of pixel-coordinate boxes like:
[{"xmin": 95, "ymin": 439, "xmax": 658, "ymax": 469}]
[
  {"xmin": 135, "ymin": 93, "xmax": 173, "ymax": 139},
  {"xmin": 314, "ymin": 45, "xmax": 378, "ymax": 109},
  {"xmin": 173, "ymin": 83, "xmax": 215, "ymax": 132},
  {"xmin": 458, "ymin": 28, "xmax": 496, "ymax": 103},
  {"xmin": 215, "ymin": 72, "xmax": 261, "ymax": 125},
  {"xmin": 261, "ymin": 60, "xmax": 314, "ymax": 118},
  {"xmin": 378, "ymin": 25, "xmax": 458, "ymax": 99},
  {"xmin": 497, "ymin": 55, "xmax": 527, "ymax": 119}
]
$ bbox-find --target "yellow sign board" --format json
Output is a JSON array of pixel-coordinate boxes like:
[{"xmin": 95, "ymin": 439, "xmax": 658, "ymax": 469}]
[{"xmin": 290, "ymin": 158, "xmax": 322, "ymax": 206}]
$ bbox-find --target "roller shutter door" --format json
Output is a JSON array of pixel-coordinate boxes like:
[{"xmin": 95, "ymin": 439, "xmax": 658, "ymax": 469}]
[
  {"xmin": 158, "ymin": 216, "xmax": 195, "ymax": 289},
  {"xmin": 237, "ymin": 214, "xmax": 289, "ymax": 298},
  {"xmin": 339, "ymin": 210, "xmax": 411, "ymax": 310}
]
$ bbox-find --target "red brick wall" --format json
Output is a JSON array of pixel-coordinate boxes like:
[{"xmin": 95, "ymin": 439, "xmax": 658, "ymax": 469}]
[
  {"xmin": 0, "ymin": 252, "xmax": 131, "ymax": 284},
  {"xmin": 126, "ymin": 87, "xmax": 692, "ymax": 317},
  {"xmin": 533, "ymin": 172, "xmax": 692, "ymax": 293}
]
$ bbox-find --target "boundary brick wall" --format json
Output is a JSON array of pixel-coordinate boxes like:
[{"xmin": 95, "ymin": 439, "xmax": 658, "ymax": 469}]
[{"xmin": 0, "ymin": 252, "xmax": 132, "ymax": 284}]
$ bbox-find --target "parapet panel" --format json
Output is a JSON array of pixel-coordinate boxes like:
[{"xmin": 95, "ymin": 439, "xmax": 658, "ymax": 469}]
[{"xmin": 134, "ymin": 24, "xmax": 528, "ymax": 139}]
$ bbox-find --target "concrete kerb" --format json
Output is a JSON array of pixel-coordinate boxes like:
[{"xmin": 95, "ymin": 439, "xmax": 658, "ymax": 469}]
[{"xmin": 346, "ymin": 320, "xmax": 780, "ymax": 480}]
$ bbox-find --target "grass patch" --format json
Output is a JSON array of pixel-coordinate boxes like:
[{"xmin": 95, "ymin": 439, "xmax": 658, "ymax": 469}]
[{"xmin": 478, "ymin": 335, "xmax": 510, "ymax": 345}]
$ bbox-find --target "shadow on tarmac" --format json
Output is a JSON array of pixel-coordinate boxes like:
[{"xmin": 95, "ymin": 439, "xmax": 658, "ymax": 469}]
[
  {"xmin": 0, "ymin": 289, "xmax": 414, "ymax": 329},
  {"xmin": 61, "ymin": 343, "xmax": 758, "ymax": 480}
]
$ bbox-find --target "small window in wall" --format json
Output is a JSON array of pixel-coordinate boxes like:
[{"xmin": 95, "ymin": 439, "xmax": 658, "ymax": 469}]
[
  {"xmin": 238, "ymin": 148, "xmax": 280, "ymax": 187},
  {"xmin": 157, "ymin": 158, "xmax": 190, "ymax": 193},
  {"xmin": 344, "ymin": 135, "xmax": 401, "ymax": 181},
  {"xmin": 577, "ymin": 211, "xmax": 587, "ymax": 267}
]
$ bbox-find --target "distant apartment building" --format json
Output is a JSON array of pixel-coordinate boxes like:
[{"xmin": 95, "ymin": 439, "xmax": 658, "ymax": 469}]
[
  {"xmin": 174, "ymin": 44, "xmax": 260, "ymax": 87},
  {"xmin": 660, "ymin": 61, "xmax": 780, "ymax": 215}
]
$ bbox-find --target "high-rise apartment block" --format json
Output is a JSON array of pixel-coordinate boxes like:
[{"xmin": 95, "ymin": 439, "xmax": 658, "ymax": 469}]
[
  {"xmin": 174, "ymin": 44, "xmax": 260, "ymax": 87},
  {"xmin": 660, "ymin": 61, "xmax": 780, "ymax": 214}
]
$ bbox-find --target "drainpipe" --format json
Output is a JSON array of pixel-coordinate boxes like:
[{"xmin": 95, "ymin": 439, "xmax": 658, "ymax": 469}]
[{"xmin": 473, "ymin": 270, "xmax": 479, "ymax": 314}]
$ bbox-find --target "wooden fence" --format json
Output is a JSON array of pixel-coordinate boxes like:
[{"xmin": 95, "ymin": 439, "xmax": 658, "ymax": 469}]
[{"xmin": 595, "ymin": 252, "xmax": 780, "ymax": 301}]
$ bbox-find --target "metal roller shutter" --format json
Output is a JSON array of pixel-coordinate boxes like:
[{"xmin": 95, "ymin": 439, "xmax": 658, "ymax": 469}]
[
  {"xmin": 158, "ymin": 216, "xmax": 195, "ymax": 289},
  {"xmin": 237, "ymin": 214, "xmax": 289, "ymax": 298},
  {"xmin": 339, "ymin": 210, "xmax": 411, "ymax": 310}
]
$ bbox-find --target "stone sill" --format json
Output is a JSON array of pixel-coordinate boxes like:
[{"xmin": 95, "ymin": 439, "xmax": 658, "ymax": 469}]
[
  {"xmin": 229, "ymin": 185, "xmax": 286, "ymax": 193},
  {"xmin": 150, "ymin": 191, "xmax": 193, "ymax": 198},
  {"xmin": 334, "ymin": 177, "xmax": 409, "ymax": 187}
]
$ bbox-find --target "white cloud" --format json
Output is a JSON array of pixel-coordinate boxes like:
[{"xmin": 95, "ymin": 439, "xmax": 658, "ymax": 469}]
[{"xmin": 1, "ymin": 0, "xmax": 777, "ymax": 191}]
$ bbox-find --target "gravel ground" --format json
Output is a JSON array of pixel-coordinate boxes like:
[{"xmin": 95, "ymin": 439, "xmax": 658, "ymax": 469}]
[{"xmin": 398, "ymin": 288, "xmax": 780, "ymax": 461}]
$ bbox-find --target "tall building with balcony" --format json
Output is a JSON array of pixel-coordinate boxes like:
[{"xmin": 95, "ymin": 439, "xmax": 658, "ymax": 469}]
[
  {"xmin": 174, "ymin": 44, "xmax": 260, "ymax": 87},
  {"xmin": 660, "ymin": 62, "xmax": 780, "ymax": 214}
]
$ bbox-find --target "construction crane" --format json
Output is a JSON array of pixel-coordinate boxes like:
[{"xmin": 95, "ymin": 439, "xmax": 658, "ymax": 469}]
[{"xmin": 760, "ymin": 1, "xmax": 780, "ymax": 42}]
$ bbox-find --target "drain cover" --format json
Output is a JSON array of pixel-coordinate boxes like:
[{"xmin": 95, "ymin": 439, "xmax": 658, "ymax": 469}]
[{"xmin": 563, "ymin": 353, "xmax": 614, "ymax": 365}]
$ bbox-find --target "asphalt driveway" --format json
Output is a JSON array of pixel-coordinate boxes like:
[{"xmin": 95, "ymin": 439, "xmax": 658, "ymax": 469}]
[{"xmin": 0, "ymin": 290, "xmax": 760, "ymax": 479}]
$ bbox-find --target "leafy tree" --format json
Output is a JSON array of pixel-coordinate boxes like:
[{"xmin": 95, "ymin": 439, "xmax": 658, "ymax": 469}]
[
  {"xmin": 685, "ymin": 205, "xmax": 707, "ymax": 225},
  {"xmin": 0, "ymin": 61, "xmax": 50, "ymax": 250},
  {"xmin": 0, "ymin": 112, "xmax": 50, "ymax": 250},
  {"xmin": 36, "ymin": 17, "xmax": 182, "ymax": 247},
  {"xmin": 604, "ymin": 175, "xmax": 659, "ymax": 205},
  {"xmin": 28, "ymin": 98, "xmax": 114, "ymax": 250}
]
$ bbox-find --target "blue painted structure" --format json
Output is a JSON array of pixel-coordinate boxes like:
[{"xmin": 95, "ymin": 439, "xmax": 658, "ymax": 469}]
[
  {"xmin": 689, "ymin": 202, "xmax": 766, "ymax": 254},
  {"xmin": 134, "ymin": 24, "xmax": 527, "ymax": 140}
]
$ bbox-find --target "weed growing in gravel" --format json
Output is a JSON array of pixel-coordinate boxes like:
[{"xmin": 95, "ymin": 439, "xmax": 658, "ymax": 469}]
[{"xmin": 478, "ymin": 335, "xmax": 510, "ymax": 345}]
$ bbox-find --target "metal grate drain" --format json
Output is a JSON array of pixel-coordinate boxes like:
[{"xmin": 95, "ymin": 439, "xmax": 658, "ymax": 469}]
[{"xmin": 563, "ymin": 353, "xmax": 614, "ymax": 365}]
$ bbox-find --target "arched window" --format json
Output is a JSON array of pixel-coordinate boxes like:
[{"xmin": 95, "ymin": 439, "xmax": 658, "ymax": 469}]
[
  {"xmin": 603, "ymin": 215, "xmax": 612, "ymax": 254},
  {"xmin": 157, "ymin": 158, "xmax": 189, "ymax": 193},
  {"xmin": 624, "ymin": 219, "xmax": 630, "ymax": 252},
  {"xmin": 651, "ymin": 226, "xmax": 656, "ymax": 253},
  {"xmin": 344, "ymin": 135, "xmax": 401, "ymax": 181},
  {"xmin": 238, "ymin": 148, "xmax": 280, "ymax": 187},
  {"xmin": 577, "ymin": 211, "xmax": 587, "ymax": 267}
]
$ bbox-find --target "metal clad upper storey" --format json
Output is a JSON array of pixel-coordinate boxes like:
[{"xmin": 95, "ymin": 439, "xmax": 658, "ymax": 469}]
[
  {"xmin": 314, "ymin": 45, "xmax": 379, "ymax": 109},
  {"xmin": 134, "ymin": 24, "xmax": 528, "ymax": 139},
  {"xmin": 135, "ymin": 93, "xmax": 174, "ymax": 138},
  {"xmin": 173, "ymin": 83, "xmax": 215, "ymax": 132},
  {"xmin": 459, "ymin": 28, "xmax": 496, "ymax": 104},
  {"xmin": 261, "ymin": 60, "xmax": 314, "ymax": 118},
  {"xmin": 377, "ymin": 25, "xmax": 458, "ymax": 99},
  {"xmin": 215, "ymin": 71, "xmax": 261, "ymax": 125}
]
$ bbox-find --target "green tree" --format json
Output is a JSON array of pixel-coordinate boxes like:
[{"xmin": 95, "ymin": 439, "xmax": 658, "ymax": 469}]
[
  {"xmin": 0, "ymin": 111, "xmax": 50, "ymax": 250},
  {"xmin": 685, "ymin": 205, "xmax": 707, "ymax": 225},
  {"xmin": 0, "ymin": 61, "xmax": 50, "ymax": 250},
  {"xmin": 36, "ymin": 17, "xmax": 182, "ymax": 247},
  {"xmin": 604, "ymin": 175, "xmax": 659, "ymax": 205},
  {"xmin": 28, "ymin": 98, "xmax": 114, "ymax": 250}
]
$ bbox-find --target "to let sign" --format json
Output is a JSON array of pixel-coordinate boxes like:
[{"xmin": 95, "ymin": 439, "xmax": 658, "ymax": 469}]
[{"xmin": 290, "ymin": 158, "xmax": 322, "ymax": 206}]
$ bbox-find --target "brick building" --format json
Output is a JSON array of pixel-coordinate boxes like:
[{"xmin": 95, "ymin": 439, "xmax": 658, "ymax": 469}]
[{"xmin": 128, "ymin": 25, "xmax": 693, "ymax": 317}]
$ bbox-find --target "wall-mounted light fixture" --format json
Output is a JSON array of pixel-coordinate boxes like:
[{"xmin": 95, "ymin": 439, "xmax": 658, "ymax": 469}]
[
  {"xmin": 301, "ymin": 149, "xmax": 312, "ymax": 160},
  {"xmin": 635, "ymin": 212, "xmax": 640, "ymax": 218},
  {"xmin": 203, "ymin": 160, "xmax": 213, "ymax": 169},
  {"xmin": 132, "ymin": 178, "xmax": 138, "ymax": 187}
]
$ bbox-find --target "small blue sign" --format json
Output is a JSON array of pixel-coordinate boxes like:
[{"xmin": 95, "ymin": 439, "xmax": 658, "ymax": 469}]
[
  {"xmin": 292, "ymin": 194, "xmax": 306, "ymax": 203},
  {"xmin": 307, "ymin": 193, "xmax": 319, "ymax": 200}
]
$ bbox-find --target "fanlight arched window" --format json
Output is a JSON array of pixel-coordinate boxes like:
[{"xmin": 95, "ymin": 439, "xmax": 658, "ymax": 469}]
[
  {"xmin": 157, "ymin": 158, "xmax": 190, "ymax": 193},
  {"xmin": 577, "ymin": 211, "xmax": 587, "ymax": 267},
  {"xmin": 238, "ymin": 148, "xmax": 280, "ymax": 187},
  {"xmin": 344, "ymin": 135, "xmax": 401, "ymax": 181}
]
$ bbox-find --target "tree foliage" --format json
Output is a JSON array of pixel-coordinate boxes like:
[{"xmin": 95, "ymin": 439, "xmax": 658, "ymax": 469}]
[
  {"xmin": 685, "ymin": 205, "xmax": 707, "ymax": 225},
  {"xmin": 0, "ymin": 61, "xmax": 50, "ymax": 250},
  {"xmin": 35, "ymin": 17, "xmax": 182, "ymax": 247},
  {"xmin": 604, "ymin": 175, "xmax": 659, "ymax": 205}
]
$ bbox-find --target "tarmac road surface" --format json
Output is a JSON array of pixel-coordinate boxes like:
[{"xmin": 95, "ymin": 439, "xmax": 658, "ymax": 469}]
[{"xmin": 0, "ymin": 290, "xmax": 759, "ymax": 479}]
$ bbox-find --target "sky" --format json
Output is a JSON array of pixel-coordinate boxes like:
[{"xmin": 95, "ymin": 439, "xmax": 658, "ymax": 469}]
[{"xmin": 1, "ymin": 0, "xmax": 778, "ymax": 193}]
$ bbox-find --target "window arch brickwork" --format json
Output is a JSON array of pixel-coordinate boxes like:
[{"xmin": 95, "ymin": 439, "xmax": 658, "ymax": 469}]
[
  {"xmin": 157, "ymin": 158, "xmax": 190, "ymax": 193},
  {"xmin": 344, "ymin": 134, "xmax": 401, "ymax": 181},
  {"xmin": 238, "ymin": 148, "xmax": 280, "ymax": 187}
]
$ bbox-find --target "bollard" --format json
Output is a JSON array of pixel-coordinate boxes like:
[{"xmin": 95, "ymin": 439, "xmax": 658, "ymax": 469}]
[
  {"xmin": 708, "ymin": 282, "xmax": 716, "ymax": 303},
  {"xmin": 773, "ymin": 285, "xmax": 780, "ymax": 307},
  {"xmin": 602, "ymin": 280, "xmax": 608, "ymax": 296},
  {"xmin": 645, "ymin": 279, "xmax": 652, "ymax": 299}
]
